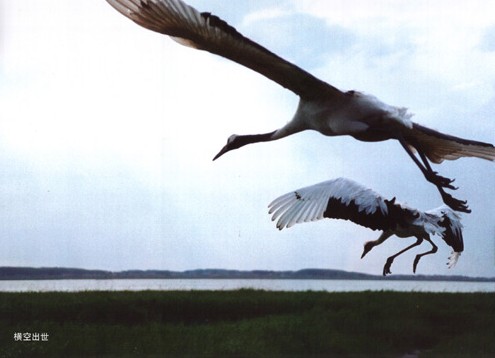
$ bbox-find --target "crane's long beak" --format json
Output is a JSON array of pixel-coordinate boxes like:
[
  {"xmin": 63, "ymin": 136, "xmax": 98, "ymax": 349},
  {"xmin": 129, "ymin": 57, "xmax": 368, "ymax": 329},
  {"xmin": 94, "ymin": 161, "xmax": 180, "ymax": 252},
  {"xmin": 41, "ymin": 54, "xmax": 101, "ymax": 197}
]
[
  {"xmin": 361, "ymin": 243, "xmax": 372, "ymax": 259},
  {"xmin": 212, "ymin": 144, "xmax": 230, "ymax": 161}
]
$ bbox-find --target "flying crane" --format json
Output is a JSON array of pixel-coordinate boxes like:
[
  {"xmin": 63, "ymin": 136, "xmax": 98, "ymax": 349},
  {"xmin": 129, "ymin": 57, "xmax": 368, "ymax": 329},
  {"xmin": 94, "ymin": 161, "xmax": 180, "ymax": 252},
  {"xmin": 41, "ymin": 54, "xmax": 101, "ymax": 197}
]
[
  {"xmin": 268, "ymin": 177, "xmax": 464, "ymax": 276},
  {"xmin": 106, "ymin": 0, "xmax": 495, "ymax": 213}
]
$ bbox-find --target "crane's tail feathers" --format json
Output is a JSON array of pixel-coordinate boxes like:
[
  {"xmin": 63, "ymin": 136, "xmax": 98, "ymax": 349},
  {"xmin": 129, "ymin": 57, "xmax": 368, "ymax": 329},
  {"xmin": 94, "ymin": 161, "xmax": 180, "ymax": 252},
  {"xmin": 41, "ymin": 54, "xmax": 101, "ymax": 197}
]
[
  {"xmin": 447, "ymin": 251, "xmax": 461, "ymax": 269},
  {"xmin": 407, "ymin": 123, "xmax": 495, "ymax": 164},
  {"xmin": 431, "ymin": 205, "xmax": 464, "ymax": 253}
]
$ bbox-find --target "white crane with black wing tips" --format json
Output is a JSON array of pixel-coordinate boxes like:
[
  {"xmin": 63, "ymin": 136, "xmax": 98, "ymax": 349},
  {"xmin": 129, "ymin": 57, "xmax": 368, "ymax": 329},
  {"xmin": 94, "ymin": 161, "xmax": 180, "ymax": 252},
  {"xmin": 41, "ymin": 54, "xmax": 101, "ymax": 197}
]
[
  {"xmin": 105, "ymin": 0, "xmax": 495, "ymax": 213},
  {"xmin": 268, "ymin": 178, "xmax": 464, "ymax": 276}
]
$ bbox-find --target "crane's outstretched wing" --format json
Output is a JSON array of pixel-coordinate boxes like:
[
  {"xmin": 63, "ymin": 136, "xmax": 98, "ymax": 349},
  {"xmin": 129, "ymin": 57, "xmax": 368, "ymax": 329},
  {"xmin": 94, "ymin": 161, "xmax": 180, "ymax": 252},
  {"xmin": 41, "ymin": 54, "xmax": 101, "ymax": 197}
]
[
  {"xmin": 106, "ymin": 0, "xmax": 344, "ymax": 100},
  {"xmin": 268, "ymin": 177, "xmax": 418, "ymax": 231}
]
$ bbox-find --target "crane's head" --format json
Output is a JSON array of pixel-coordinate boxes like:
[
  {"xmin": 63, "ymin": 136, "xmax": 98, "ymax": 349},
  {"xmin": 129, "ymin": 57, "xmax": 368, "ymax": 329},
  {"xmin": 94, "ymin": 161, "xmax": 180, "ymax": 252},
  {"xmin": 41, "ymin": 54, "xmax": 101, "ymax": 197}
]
[
  {"xmin": 212, "ymin": 134, "xmax": 243, "ymax": 161},
  {"xmin": 361, "ymin": 241, "xmax": 374, "ymax": 259},
  {"xmin": 212, "ymin": 131, "xmax": 276, "ymax": 161}
]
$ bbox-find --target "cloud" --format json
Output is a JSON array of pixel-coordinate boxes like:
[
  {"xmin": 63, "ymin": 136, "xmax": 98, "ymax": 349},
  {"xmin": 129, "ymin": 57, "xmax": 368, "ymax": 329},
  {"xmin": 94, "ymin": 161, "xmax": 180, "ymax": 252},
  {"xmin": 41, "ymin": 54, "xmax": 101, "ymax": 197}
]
[
  {"xmin": 296, "ymin": 1, "xmax": 495, "ymax": 102},
  {"xmin": 480, "ymin": 25, "xmax": 495, "ymax": 51}
]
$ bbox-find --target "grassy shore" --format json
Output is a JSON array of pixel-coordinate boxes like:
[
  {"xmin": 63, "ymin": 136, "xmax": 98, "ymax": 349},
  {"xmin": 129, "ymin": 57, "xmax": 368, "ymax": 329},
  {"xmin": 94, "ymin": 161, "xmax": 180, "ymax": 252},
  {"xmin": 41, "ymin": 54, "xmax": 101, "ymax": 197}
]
[{"xmin": 0, "ymin": 289, "xmax": 494, "ymax": 356}]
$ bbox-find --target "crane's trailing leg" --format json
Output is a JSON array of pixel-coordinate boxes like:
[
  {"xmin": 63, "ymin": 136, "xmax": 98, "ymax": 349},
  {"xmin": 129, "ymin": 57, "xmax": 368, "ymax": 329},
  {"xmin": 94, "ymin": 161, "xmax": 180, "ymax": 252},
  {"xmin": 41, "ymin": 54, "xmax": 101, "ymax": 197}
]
[
  {"xmin": 417, "ymin": 150, "xmax": 471, "ymax": 213},
  {"xmin": 412, "ymin": 237, "xmax": 438, "ymax": 273},
  {"xmin": 417, "ymin": 151, "xmax": 457, "ymax": 190},
  {"xmin": 383, "ymin": 237, "xmax": 423, "ymax": 276},
  {"xmin": 398, "ymin": 139, "xmax": 470, "ymax": 213},
  {"xmin": 437, "ymin": 189, "xmax": 470, "ymax": 213}
]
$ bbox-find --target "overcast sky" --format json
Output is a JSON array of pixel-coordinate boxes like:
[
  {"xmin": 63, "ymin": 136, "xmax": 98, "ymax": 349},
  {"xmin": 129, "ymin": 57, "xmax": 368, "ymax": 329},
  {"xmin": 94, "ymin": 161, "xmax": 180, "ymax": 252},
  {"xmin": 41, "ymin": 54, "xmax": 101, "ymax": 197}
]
[{"xmin": 1, "ymin": 0, "xmax": 494, "ymax": 278}]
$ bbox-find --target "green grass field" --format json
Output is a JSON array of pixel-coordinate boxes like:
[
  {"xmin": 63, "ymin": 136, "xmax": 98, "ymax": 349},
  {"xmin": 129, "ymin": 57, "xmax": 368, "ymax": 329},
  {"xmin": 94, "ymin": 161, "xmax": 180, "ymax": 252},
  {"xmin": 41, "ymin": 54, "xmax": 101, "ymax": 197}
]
[{"xmin": 0, "ymin": 289, "xmax": 494, "ymax": 357}]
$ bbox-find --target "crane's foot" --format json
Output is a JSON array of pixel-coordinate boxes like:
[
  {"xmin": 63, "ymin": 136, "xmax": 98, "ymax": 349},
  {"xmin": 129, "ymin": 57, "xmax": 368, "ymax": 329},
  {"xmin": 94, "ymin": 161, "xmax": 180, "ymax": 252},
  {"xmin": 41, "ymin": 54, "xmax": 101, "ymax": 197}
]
[
  {"xmin": 440, "ymin": 191, "xmax": 471, "ymax": 213},
  {"xmin": 383, "ymin": 257, "xmax": 394, "ymax": 276},
  {"xmin": 426, "ymin": 171, "xmax": 457, "ymax": 190}
]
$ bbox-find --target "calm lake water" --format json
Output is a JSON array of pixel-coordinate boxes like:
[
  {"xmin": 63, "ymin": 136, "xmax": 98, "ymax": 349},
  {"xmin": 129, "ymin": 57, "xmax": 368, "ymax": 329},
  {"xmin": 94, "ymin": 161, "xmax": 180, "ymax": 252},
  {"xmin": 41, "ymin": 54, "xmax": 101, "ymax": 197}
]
[{"xmin": 0, "ymin": 279, "xmax": 494, "ymax": 293}]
